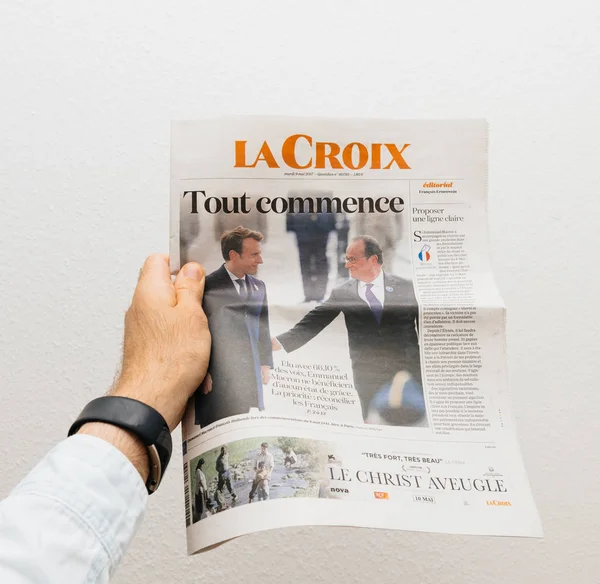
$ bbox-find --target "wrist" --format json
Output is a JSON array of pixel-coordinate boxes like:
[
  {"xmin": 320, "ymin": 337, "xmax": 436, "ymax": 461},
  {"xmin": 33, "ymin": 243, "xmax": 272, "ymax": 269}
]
[
  {"xmin": 111, "ymin": 379, "xmax": 180, "ymax": 431},
  {"xmin": 70, "ymin": 396, "xmax": 173, "ymax": 493},
  {"xmin": 77, "ymin": 422, "xmax": 150, "ymax": 482}
]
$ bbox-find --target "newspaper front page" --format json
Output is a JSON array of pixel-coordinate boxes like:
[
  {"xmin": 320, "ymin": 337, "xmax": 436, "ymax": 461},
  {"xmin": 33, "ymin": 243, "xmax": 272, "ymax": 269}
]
[{"xmin": 170, "ymin": 117, "xmax": 542, "ymax": 553}]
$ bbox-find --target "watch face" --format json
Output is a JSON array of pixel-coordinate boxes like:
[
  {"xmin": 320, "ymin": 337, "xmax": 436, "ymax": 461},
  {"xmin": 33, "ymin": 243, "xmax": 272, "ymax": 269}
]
[{"xmin": 146, "ymin": 444, "xmax": 162, "ymax": 494}]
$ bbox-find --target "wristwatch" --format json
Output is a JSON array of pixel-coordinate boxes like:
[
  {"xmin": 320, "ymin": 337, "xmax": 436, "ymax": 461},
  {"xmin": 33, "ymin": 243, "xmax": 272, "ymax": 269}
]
[{"xmin": 68, "ymin": 396, "xmax": 172, "ymax": 494}]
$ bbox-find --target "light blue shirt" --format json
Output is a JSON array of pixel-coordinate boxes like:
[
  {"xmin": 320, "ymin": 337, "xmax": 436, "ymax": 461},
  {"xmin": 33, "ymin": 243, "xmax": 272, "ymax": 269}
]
[{"xmin": 0, "ymin": 435, "xmax": 148, "ymax": 583}]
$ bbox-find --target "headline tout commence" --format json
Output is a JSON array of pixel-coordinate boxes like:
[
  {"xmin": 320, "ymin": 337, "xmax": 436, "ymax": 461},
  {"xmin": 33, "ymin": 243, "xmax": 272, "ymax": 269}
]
[{"xmin": 182, "ymin": 191, "xmax": 405, "ymax": 214}]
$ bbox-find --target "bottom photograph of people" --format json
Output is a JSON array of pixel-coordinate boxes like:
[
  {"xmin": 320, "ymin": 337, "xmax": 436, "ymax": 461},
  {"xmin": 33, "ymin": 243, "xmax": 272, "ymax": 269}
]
[{"xmin": 190, "ymin": 437, "xmax": 328, "ymax": 523}]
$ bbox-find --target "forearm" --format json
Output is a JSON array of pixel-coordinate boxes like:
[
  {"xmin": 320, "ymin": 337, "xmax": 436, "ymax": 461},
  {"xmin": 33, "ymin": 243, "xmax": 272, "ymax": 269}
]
[
  {"xmin": 278, "ymin": 300, "xmax": 340, "ymax": 352},
  {"xmin": 0, "ymin": 255, "xmax": 210, "ymax": 583},
  {"xmin": 0, "ymin": 435, "xmax": 147, "ymax": 584}
]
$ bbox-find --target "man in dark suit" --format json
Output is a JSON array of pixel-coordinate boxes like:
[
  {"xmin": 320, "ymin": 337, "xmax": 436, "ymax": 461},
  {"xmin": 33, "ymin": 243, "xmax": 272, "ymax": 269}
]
[
  {"xmin": 273, "ymin": 235, "xmax": 423, "ymax": 425},
  {"xmin": 195, "ymin": 226, "xmax": 273, "ymax": 427}
]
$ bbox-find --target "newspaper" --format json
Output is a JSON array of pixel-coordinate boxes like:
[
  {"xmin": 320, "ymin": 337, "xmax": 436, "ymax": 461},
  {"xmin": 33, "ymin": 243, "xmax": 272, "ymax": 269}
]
[{"xmin": 170, "ymin": 117, "xmax": 542, "ymax": 553}]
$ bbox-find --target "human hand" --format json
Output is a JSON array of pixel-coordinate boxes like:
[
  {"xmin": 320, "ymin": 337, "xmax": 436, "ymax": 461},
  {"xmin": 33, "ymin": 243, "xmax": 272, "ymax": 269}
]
[
  {"xmin": 261, "ymin": 366, "xmax": 271, "ymax": 385},
  {"xmin": 201, "ymin": 372, "xmax": 213, "ymax": 395},
  {"xmin": 112, "ymin": 254, "xmax": 211, "ymax": 431},
  {"xmin": 271, "ymin": 337, "xmax": 282, "ymax": 351}
]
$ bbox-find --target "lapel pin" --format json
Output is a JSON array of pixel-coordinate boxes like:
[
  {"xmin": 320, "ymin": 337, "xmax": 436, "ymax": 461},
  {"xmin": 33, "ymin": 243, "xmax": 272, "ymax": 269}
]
[
  {"xmin": 386, "ymin": 286, "xmax": 394, "ymax": 292},
  {"xmin": 254, "ymin": 284, "xmax": 259, "ymax": 291}
]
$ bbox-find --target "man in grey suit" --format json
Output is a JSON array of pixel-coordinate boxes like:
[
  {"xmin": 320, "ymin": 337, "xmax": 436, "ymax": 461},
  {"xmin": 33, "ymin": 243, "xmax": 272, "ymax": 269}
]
[{"xmin": 273, "ymin": 235, "xmax": 424, "ymax": 425}]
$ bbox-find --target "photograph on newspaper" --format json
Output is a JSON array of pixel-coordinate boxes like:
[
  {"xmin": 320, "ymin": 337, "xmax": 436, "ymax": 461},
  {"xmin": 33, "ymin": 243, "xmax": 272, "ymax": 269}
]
[
  {"xmin": 189, "ymin": 437, "xmax": 327, "ymax": 523},
  {"xmin": 181, "ymin": 189, "xmax": 425, "ymax": 430}
]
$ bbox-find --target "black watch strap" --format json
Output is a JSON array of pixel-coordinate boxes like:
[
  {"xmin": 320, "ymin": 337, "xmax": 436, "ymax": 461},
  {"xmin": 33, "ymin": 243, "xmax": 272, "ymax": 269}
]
[{"xmin": 68, "ymin": 396, "xmax": 172, "ymax": 494}]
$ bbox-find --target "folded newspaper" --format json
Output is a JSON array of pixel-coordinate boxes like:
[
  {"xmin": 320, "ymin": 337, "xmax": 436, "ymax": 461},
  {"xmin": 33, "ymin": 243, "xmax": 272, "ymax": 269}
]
[{"xmin": 170, "ymin": 117, "xmax": 542, "ymax": 553}]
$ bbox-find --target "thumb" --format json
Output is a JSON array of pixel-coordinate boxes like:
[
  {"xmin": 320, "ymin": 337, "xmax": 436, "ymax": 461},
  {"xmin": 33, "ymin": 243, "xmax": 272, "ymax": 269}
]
[{"xmin": 175, "ymin": 262, "xmax": 206, "ymax": 309}]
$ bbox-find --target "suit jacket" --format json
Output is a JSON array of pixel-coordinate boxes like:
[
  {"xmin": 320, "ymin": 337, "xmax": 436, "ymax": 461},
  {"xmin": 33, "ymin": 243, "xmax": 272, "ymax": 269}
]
[
  {"xmin": 196, "ymin": 265, "xmax": 273, "ymax": 426},
  {"xmin": 278, "ymin": 272, "xmax": 421, "ymax": 402}
]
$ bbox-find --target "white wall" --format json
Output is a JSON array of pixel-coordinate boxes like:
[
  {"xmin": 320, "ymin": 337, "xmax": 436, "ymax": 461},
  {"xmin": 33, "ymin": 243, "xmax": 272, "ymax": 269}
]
[{"xmin": 1, "ymin": 1, "xmax": 598, "ymax": 582}]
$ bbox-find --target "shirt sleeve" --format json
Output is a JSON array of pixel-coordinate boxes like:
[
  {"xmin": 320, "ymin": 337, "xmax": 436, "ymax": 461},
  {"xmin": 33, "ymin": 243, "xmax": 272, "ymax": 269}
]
[{"xmin": 0, "ymin": 434, "xmax": 148, "ymax": 584}]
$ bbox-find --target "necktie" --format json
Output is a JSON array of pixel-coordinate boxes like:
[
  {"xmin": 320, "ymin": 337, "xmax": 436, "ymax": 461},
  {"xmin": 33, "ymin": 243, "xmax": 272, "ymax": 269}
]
[
  {"xmin": 236, "ymin": 278, "xmax": 248, "ymax": 301},
  {"xmin": 365, "ymin": 283, "xmax": 383, "ymax": 324}
]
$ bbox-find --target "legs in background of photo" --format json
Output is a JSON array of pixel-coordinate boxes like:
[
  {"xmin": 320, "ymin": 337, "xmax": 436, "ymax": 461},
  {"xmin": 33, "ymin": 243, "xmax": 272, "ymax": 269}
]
[
  {"xmin": 297, "ymin": 237, "xmax": 330, "ymax": 302},
  {"xmin": 248, "ymin": 476, "xmax": 259, "ymax": 502},
  {"xmin": 248, "ymin": 476, "xmax": 270, "ymax": 502},
  {"xmin": 335, "ymin": 215, "xmax": 350, "ymax": 279},
  {"xmin": 248, "ymin": 477, "xmax": 257, "ymax": 502},
  {"xmin": 194, "ymin": 491, "xmax": 204, "ymax": 521},
  {"xmin": 256, "ymin": 480, "xmax": 269, "ymax": 501},
  {"xmin": 194, "ymin": 490, "xmax": 216, "ymax": 520},
  {"xmin": 214, "ymin": 488, "xmax": 226, "ymax": 511},
  {"xmin": 217, "ymin": 470, "xmax": 237, "ymax": 500}
]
